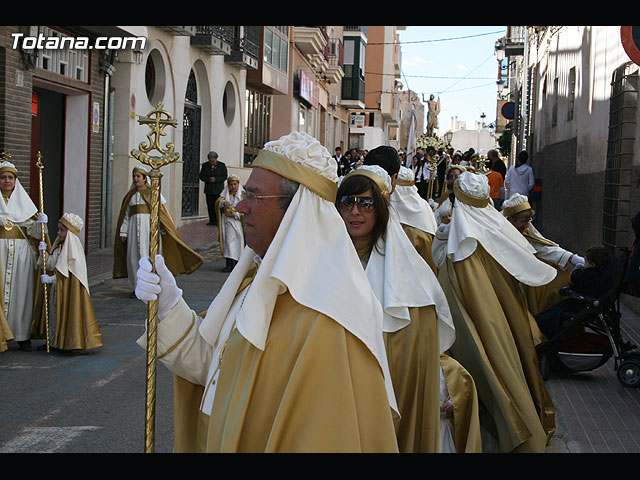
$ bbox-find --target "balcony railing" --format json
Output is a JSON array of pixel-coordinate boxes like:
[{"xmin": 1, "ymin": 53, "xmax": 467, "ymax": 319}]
[
  {"xmin": 191, "ymin": 26, "xmax": 233, "ymax": 55},
  {"xmin": 225, "ymin": 26, "xmax": 259, "ymax": 69}
]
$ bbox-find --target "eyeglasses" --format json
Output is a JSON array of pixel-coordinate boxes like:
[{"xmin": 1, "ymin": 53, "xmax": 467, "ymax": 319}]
[
  {"xmin": 243, "ymin": 190, "xmax": 293, "ymax": 205},
  {"xmin": 338, "ymin": 195, "xmax": 375, "ymax": 212}
]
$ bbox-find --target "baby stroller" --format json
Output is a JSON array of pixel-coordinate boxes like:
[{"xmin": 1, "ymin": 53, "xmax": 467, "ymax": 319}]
[{"xmin": 535, "ymin": 253, "xmax": 640, "ymax": 387}]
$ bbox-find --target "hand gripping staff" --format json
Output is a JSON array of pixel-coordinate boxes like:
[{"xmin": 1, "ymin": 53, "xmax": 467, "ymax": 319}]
[
  {"xmin": 130, "ymin": 103, "xmax": 179, "ymax": 453},
  {"xmin": 36, "ymin": 152, "xmax": 50, "ymax": 354}
]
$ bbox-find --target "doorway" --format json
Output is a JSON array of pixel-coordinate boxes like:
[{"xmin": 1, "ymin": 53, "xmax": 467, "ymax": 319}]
[
  {"xmin": 181, "ymin": 69, "xmax": 202, "ymax": 217},
  {"xmin": 30, "ymin": 88, "xmax": 64, "ymax": 239}
]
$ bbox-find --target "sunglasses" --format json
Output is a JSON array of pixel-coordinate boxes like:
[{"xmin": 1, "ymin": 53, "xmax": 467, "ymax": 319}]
[{"xmin": 338, "ymin": 195, "xmax": 375, "ymax": 211}]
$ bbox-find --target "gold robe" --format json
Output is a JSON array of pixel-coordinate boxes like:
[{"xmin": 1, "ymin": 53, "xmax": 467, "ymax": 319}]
[
  {"xmin": 113, "ymin": 187, "xmax": 202, "ymax": 280},
  {"xmin": 440, "ymin": 353, "xmax": 482, "ymax": 453},
  {"xmin": 438, "ymin": 245, "xmax": 555, "ymax": 453},
  {"xmin": 171, "ymin": 290, "xmax": 399, "ymax": 453},
  {"xmin": 31, "ymin": 252, "xmax": 103, "ymax": 351},
  {"xmin": 525, "ymin": 261, "xmax": 572, "ymax": 317},
  {"xmin": 383, "ymin": 304, "xmax": 441, "ymax": 453},
  {"xmin": 401, "ymin": 223, "xmax": 438, "ymax": 275}
]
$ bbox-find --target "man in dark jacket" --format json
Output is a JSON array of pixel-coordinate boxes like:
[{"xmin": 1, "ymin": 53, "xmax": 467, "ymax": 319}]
[{"xmin": 199, "ymin": 151, "xmax": 227, "ymax": 225}]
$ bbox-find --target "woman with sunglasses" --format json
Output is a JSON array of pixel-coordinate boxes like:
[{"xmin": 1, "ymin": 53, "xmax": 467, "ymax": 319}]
[{"xmin": 336, "ymin": 165, "xmax": 480, "ymax": 453}]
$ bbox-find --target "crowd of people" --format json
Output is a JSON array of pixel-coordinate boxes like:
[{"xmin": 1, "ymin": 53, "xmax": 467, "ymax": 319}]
[
  {"xmin": 1, "ymin": 132, "xmax": 615, "ymax": 453},
  {"xmin": 131, "ymin": 130, "xmax": 614, "ymax": 454}
]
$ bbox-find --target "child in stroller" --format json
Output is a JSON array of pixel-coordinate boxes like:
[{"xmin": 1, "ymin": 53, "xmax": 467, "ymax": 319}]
[
  {"xmin": 535, "ymin": 245, "xmax": 640, "ymax": 387},
  {"xmin": 535, "ymin": 245, "xmax": 612, "ymax": 340}
]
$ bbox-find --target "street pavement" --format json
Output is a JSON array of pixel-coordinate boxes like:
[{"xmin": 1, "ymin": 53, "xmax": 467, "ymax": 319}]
[{"xmin": 1, "ymin": 218, "xmax": 639, "ymax": 453}]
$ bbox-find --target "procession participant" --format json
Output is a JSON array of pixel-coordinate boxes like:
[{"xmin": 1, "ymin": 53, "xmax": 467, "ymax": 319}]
[
  {"xmin": 439, "ymin": 353, "xmax": 482, "ymax": 453},
  {"xmin": 215, "ymin": 174, "xmax": 245, "ymax": 273},
  {"xmin": 503, "ymin": 193, "xmax": 584, "ymax": 316},
  {"xmin": 34, "ymin": 213, "xmax": 103, "ymax": 352},
  {"xmin": 0, "ymin": 160, "xmax": 46, "ymax": 351},
  {"xmin": 113, "ymin": 166, "xmax": 202, "ymax": 296},
  {"xmin": 363, "ymin": 146, "xmax": 439, "ymax": 273},
  {"xmin": 432, "ymin": 171, "xmax": 557, "ymax": 453},
  {"xmin": 338, "ymin": 164, "xmax": 456, "ymax": 453},
  {"xmin": 392, "ymin": 166, "xmax": 439, "ymax": 274},
  {"xmin": 434, "ymin": 165, "xmax": 465, "ymax": 225},
  {"xmin": 135, "ymin": 131, "xmax": 399, "ymax": 453}
]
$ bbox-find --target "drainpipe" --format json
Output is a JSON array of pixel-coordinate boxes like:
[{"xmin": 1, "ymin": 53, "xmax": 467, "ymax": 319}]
[{"xmin": 101, "ymin": 73, "xmax": 115, "ymax": 249}]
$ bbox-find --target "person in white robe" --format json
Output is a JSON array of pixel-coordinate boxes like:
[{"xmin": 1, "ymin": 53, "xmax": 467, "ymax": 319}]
[
  {"xmin": 216, "ymin": 174, "xmax": 245, "ymax": 273},
  {"xmin": 118, "ymin": 166, "xmax": 163, "ymax": 293},
  {"xmin": 0, "ymin": 160, "xmax": 46, "ymax": 351},
  {"xmin": 133, "ymin": 131, "xmax": 400, "ymax": 452}
]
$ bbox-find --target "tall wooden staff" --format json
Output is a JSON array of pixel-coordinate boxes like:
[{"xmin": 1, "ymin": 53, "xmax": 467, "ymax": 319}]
[
  {"xmin": 35, "ymin": 152, "xmax": 50, "ymax": 354},
  {"xmin": 130, "ymin": 103, "xmax": 179, "ymax": 453}
]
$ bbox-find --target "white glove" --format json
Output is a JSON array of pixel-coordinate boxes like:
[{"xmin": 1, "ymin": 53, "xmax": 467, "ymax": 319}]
[
  {"xmin": 41, "ymin": 274, "xmax": 54, "ymax": 284},
  {"xmin": 427, "ymin": 198, "xmax": 436, "ymax": 209},
  {"xmin": 38, "ymin": 241, "xmax": 47, "ymax": 252},
  {"xmin": 570, "ymin": 254, "xmax": 585, "ymax": 268},
  {"xmin": 37, "ymin": 212, "xmax": 48, "ymax": 223},
  {"xmin": 135, "ymin": 255, "xmax": 182, "ymax": 320}
]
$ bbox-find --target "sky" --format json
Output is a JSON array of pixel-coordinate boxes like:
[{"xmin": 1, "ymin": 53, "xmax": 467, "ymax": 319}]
[{"xmin": 396, "ymin": 26, "xmax": 506, "ymax": 135}]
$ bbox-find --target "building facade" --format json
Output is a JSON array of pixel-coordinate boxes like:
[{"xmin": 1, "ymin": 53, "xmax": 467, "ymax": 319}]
[
  {"xmin": 503, "ymin": 26, "xmax": 640, "ymax": 257},
  {"xmin": 1, "ymin": 25, "xmax": 408, "ymax": 258}
]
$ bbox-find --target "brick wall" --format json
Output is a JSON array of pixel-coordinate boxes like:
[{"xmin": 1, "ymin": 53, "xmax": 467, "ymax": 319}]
[{"xmin": 0, "ymin": 26, "xmax": 106, "ymax": 252}]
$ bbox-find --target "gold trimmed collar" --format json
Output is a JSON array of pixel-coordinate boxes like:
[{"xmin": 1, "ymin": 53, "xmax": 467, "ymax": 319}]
[{"xmin": 252, "ymin": 149, "xmax": 337, "ymax": 202}]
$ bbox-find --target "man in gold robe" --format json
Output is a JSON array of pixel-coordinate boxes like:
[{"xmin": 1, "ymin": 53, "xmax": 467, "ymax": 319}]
[
  {"xmin": 135, "ymin": 131, "xmax": 399, "ymax": 453},
  {"xmin": 432, "ymin": 171, "xmax": 557, "ymax": 453}
]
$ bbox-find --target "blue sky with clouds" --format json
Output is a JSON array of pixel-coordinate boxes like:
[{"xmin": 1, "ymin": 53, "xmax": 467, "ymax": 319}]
[{"xmin": 396, "ymin": 26, "xmax": 506, "ymax": 134}]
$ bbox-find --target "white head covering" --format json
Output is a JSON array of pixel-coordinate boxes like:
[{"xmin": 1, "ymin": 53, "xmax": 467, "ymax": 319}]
[
  {"xmin": 55, "ymin": 213, "xmax": 90, "ymax": 293},
  {"xmin": 446, "ymin": 172, "xmax": 556, "ymax": 286},
  {"xmin": 344, "ymin": 166, "xmax": 455, "ymax": 354},
  {"xmin": 390, "ymin": 166, "xmax": 437, "ymax": 235},
  {"xmin": 502, "ymin": 193, "xmax": 558, "ymax": 247},
  {"xmin": 0, "ymin": 161, "xmax": 38, "ymax": 225},
  {"xmin": 199, "ymin": 131, "xmax": 398, "ymax": 415},
  {"xmin": 220, "ymin": 174, "xmax": 245, "ymax": 202}
]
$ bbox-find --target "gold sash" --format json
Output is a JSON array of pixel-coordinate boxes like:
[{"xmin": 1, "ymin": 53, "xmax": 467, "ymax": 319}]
[
  {"xmin": 0, "ymin": 226, "xmax": 25, "ymax": 239},
  {"xmin": 129, "ymin": 204, "xmax": 150, "ymax": 216}
]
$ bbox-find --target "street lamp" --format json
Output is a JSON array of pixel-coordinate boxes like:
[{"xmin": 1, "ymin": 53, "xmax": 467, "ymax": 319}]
[{"xmin": 444, "ymin": 130, "xmax": 453, "ymax": 145}]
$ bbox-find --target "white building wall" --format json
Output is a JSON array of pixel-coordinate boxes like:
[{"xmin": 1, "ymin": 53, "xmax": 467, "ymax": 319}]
[{"xmin": 110, "ymin": 27, "xmax": 248, "ymax": 233}]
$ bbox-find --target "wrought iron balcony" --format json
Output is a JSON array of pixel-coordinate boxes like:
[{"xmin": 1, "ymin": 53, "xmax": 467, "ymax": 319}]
[
  {"xmin": 225, "ymin": 26, "xmax": 259, "ymax": 69},
  {"xmin": 157, "ymin": 26, "xmax": 195, "ymax": 36},
  {"xmin": 191, "ymin": 26, "xmax": 233, "ymax": 55}
]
